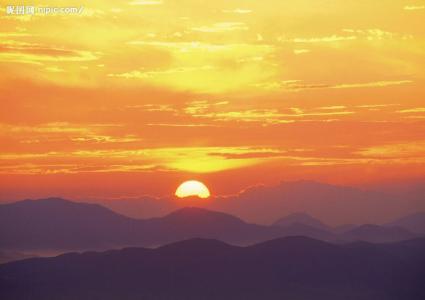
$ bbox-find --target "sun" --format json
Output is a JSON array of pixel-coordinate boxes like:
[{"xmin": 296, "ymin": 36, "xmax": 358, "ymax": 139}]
[{"xmin": 175, "ymin": 180, "xmax": 211, "ymax": 199}]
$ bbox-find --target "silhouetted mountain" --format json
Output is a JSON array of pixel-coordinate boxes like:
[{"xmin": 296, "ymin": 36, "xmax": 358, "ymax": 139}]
[
  {"xmin": 0, "ymin": 198, "xmax": 146, "ymax": 250},
  {"xmin": 0, "ymin": 251, "xmax": 35, "ymax": 264},
  {"xmin": 273, "ymin": 212, "xmax": 330, "ymax": 229},
  {"xmin": 208, "ymin": 180, "xmax": 425, "ymax": 225},
  {"xmin": 334, "ymin": 223, "xmax": 357, "ymax": 233},
  {"xmin": 0, "ymin": 199, "xmax": 309, "ymax": 250},
  {"xmin": 385, "ymin": 212, "xmax": 425, "ymax": 234},
  {"xmin": 275, "ymin": 223, "xmax": 336, "ymax": 241},
  {"xmin": 0, "ymin": 198, "xmax": 420, "ymax": 252},
  {"xmin": 341, "ymin": 224, "xmax": 417, "ymax": 243},
  {"xmin": 142, "ymin": 207, "xmax": 286, "ymax": 246},
  {"xmin": 0, "ymin": 237, "xmax": 424, "ymax": 300}
]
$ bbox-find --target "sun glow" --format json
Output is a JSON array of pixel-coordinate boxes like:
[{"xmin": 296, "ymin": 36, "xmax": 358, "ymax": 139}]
[{"xmin": 175, "ymin": 180, "xmax": 211, "ymax": 199}]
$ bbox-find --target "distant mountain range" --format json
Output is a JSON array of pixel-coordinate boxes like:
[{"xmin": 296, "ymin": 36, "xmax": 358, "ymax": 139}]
[
  {"xmin": 0, "ymin": 251, "xmax": 34, "ymax": 264},
  {"xmin": 1, "ymin": 236, "xmax": 424, "ymax": 300},
  {"xmin": 0, "ymin": 198, "xmax": 423, "ymax": 253},
  {"xmin": 273, "ymin": 212, "xmax": 331, "ymax": 230},
  {"xmin": 87, "ymin": 180, "xmax": 425, "ymax": 225},
  {"xmin": 209, "ymin": 180, "xmax": 425, "ymax": 225},
  {"xmin": 385, "ymin": 212, "xmax": 425, "ymax": 234}
]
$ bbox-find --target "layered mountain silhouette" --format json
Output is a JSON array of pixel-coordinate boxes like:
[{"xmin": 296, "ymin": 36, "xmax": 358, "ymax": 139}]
[
  {"xmin": 0, "ymin": 236, "xmax": 424, "ymax": 300},
  {"xmin": 96, "ymin": 181, "xmax": 425, "ymax": 225},
  {"xmin": 342, "ymin": 224, "xmax": 417, "ymax": 243},
  {"xmin": 0, "ymin": 198, "xmax": 286, "ymax": 250},
  {"xmin": 0, "ymin": 198, "xmax": 421, "ymax": 252},
  {"xmin": 206, "ymin": 180, "xmax": 425, "ymax": 225},
  {"xmin": 385, "ymin": 212, "xmax": 425, "ymax": 234}
]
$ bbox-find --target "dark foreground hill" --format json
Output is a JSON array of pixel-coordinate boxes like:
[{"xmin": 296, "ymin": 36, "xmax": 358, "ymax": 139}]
[{"xmin": 0, "ymin": 237, "xmax": 424, "ymax": 300}]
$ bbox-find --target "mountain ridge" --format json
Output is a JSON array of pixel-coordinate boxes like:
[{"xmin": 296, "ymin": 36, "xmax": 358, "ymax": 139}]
[
  {"xmin": 1, "ymin": 236, "xmax": 424, "ymax": 300},
  {"xmin": 0, "ymin": 198, "xmax": 421, "ymax": 253}
]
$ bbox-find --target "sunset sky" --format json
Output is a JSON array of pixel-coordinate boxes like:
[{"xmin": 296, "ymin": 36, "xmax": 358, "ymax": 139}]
[{"xmin": 0, "ymin": 0, "xmax": 424, "ymax": 200}]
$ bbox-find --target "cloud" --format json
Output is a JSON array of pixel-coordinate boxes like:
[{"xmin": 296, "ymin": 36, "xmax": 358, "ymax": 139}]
[
  {"xmin": 183, "ymin": 100, "xmax": 228, "ymax": 115},
  {"xmin": 289, "ymin": 35, "xmax": 357, "ymax": 43},
  {"xmin": 0, "ymin": 122, "xmax": 137, "ymax": 145},
  {"xmin": 128, "ymin": 41, "xmax": 229, "ymax": 51},
  {"xmin": 115, "ymin": 41, "xmax": 276, "ymax": 92},
  {"xmin": 357, "ymin": 142, "xmax": 425, "ymax": 158},
  {"xmin": 398, "ymin": 107, "xmax": 425, "ymax": 113},
  {"xmin": 109, "ymin": 66, "xmax": 215, "ymax": 79},
  {"xmin": 45, "ymin": 66, "xmax": 65, "ymax": 73},
  {"xmin": 146, "ymin": 123, "xmax": 218, "ymax": 127},
  {"xmin": 0, "ymin": 122, "xmax": 91, "ymax": 134},
  {"xmin": 0, "ymin": 147, "xmax": 277, "ymax": 174},
  {"xmin": 0, "ymin": 40, "xmax": 99, "ymax": 64},
  {"xmin": 129, "ymin": 0, "xmax": 163, "ymax": 5},
  {"xmin": 185, "ymin": 107, "xmax": 354, "ymax": 124},
  {"xmin": 191, "ymin": 22, "xmax": 249, "ymax": 33},
  {"xmin": 404, "ymin": 5, "xmax": 425, "ymax": 10},
  {"xmin": 257, "ymin": 79, "xmax": 412, "ymax": 91},
  {"xmin": 222, "ymin": 9, "xmax": 252, "ymax": 14},
  {"xmin": 356, "ymin": 104, "xmax": 397, "ymax": 109},
  {"xmin": 209, "ymin": 149, "xmax": 287, "ymax": 159},
  {"xmin": 126, "ymin": 104, "xmax": 177, "ymax": 112},
  {"xmin": 70, "ymin": 135, "xmax": 141, "ymax": 143},
  {"xmin": 285, "ymin": 29, "xmax": 409, "ymax": 45},
  {"xmin": 0, "ymin": 32, "xmax": 31, "ymax": 38},
  {"xmin": 342, "ymin": 28, "xmax": 403, "ymax": 40},
  {"xmin": 293, "ymin": 49, "xmax": 310, "ymax": 55},
  {"xmin": 318, "ymin": 106, "xmax": 346, "ymax": 110},
  {"xmin": 332, "ymin": 80, "xmax": 412, "ymax": 89}
]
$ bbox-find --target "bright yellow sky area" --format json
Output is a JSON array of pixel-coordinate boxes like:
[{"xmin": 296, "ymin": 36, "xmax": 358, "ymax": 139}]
[{"xmin": 0, "ymin": 0, "xmax": 424, "ymax": 199}]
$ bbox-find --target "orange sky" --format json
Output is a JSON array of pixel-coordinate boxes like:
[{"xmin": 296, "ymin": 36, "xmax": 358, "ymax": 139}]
[{"xmin": 0, "ymin": 0, "xmax": 424, "ymax": 200}]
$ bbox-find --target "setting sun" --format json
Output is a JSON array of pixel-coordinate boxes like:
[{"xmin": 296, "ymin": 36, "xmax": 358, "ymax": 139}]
[
  {"xmin": 175, "ymin": 180, "xmax": 211, "ymax": 199},
  {"xmin": 0, "ymin": 1, "xmax": 424, "ymax": 299}
]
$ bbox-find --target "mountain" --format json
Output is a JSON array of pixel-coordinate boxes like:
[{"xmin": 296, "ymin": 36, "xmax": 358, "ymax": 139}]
[
  {"xmin": 341, "ymin": 224, "xmax": 417, "ymax": 243},
  {"xmin": 0, "ymin": 198, "xmax": 419, "ymax": 252},
  {"xmin": 0, "ymin": 237, "xmax": 424, "ymax": 300},
  {"xmin": 385, "ymin": 212, "xmax": 425, "ymax": 234},
  {"xmin": 273, "ymin": 223, "xmax": 336, "ymax": 241},
  {"xmin": 0, "ymin": 251, "xmax": 35, "ymax": 264},
  {"xmin": 0, "ymin": 198, "xmax": 147, "ymax": 250},
  {"xmin": 273, "ymin": 212, "xmax": 330, "ymax": 230},
  {"xmin": 142, "ymin": 207, "xmax": 286, "ymax": 246},
  {"xmin": 42, "ymin": 181, "xmax": 425, "ymax": 226},
  {"xmin": 208, "ymin": 180, "xmax": 425, "ymax": 225},
  {"xmin": 0, "ymin": 199, "xmax": 301, "ymax": 251}
]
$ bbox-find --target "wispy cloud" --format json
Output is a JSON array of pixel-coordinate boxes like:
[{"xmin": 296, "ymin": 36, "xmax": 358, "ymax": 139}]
[
  {"xmin": 289, "ymin": 35, "xmax": 357, "ymax": 43},
  {"xmin": 0, "ymin": 40, "xmax": 99, "ymax": 64},
  {"xmin": 398, "ymin": 107, "xmax": 425, "ymax": 113},
  {"xmin": 332, "ymin": 80, "xmax": 412, "ymax": 89},
  {"xmin": 257, "ymin": 80, "xmax": 412, "ymax": 91},
  {"xmin": 192, "ymin": 22, "xmax": 249, "ymax": 33},
  {"xmin": 357, "ymin": 142, "xmax": 425, "ymax": 158},
  {"xmin": 109, "ymin": 66, "xmax": 215, "ymax": 79},
  {"xmin": 129, "ymin": 0, "xmax": 163, "ymax": 5},
  {"xmin": 403, "ymin": 5, "xmax": 425, "ymax": 10},
  {"xmin": 185, "ymin": 107, "xmax": 354, "ymax": 124},
  {"xmin": 222, "ymin": 9, "xmax": 252, "ymax": 14},
  {"xmin": 293, "ymin": 49, "xmax": 310, "ymax": 54}
]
